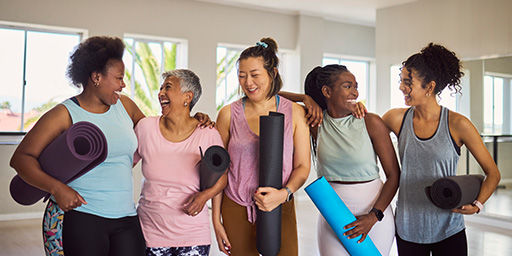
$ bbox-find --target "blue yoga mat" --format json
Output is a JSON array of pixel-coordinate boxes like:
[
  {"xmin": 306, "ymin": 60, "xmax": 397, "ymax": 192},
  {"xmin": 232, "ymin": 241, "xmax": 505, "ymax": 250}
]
[{"xmin": 305, "ymin": 176, "xmax": 381, "ymax": 256}]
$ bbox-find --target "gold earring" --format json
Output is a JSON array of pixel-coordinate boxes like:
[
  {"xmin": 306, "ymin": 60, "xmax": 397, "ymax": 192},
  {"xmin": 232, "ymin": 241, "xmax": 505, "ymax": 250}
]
[{"xmin": 426, "ymin": 93, "xmax": 431, "ymax": 97}]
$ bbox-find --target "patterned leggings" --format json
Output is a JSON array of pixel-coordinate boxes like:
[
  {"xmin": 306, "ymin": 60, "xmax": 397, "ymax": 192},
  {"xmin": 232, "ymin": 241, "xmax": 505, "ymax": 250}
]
[
  {"xmin": 42, "ymin": 199, "xmax": 64, "ymax": 256},
  {"xmin": 146, "ymin": 245, "xmax": 210, "ymax": 256}
]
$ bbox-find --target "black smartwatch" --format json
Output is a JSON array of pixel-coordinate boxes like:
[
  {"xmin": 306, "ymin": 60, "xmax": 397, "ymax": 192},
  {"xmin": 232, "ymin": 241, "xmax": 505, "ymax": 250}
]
[
  {"xmin": 284, "ymin": 187, "xmax": 294, "ymax": 202},
  {"xmin": 369, "ymin": 207, "xmax": 384, "ymax": 221}
]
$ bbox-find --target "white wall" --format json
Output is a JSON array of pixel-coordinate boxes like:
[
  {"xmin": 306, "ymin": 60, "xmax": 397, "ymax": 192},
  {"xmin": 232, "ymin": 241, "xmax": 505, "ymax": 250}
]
[{"xmin": 0, "ymin": 0, "xmax": 375, "ymax": 217}]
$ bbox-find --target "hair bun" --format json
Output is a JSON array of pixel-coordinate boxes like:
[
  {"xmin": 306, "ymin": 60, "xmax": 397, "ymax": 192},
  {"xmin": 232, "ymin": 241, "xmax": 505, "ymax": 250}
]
[{"xmin": 260, "ymin": 37, "xmax": 278, "ymax": 53}]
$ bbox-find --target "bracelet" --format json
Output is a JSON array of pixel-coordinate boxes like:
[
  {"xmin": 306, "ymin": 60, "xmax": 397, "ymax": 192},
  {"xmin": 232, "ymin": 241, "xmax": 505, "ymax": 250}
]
[{"xmin": 472, "ymin": 200, "xmax": 484, "ymax": 213}]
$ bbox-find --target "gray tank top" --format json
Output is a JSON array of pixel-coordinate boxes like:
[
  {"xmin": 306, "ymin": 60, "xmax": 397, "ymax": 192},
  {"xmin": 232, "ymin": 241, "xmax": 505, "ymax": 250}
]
[{"xmin": 396, "ymin": 106, "xmax": 464, "ymax": 243}]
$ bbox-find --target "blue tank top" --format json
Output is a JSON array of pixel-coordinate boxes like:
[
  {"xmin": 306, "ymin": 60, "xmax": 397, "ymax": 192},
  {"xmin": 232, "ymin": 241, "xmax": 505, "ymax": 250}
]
[
  {"xmin": 61, "ymin": 98, "xmax": 138, "ymax": 218},
  {"xmin": 396, "ymin": 106, "xmax": 464, "ymax": 243}
]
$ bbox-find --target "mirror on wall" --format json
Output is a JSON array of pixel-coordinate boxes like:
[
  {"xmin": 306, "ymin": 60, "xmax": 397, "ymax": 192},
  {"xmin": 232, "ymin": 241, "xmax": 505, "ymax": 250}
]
[{"xmin": 463, "ymin": 56, "xmax": 512, "ymax": 219}]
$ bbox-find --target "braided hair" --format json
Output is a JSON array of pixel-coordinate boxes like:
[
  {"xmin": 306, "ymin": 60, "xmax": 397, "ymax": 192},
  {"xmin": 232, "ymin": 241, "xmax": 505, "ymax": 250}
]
[{"xmin": 304, "ymin": 64, "xmax": 349, "ymax": 110}]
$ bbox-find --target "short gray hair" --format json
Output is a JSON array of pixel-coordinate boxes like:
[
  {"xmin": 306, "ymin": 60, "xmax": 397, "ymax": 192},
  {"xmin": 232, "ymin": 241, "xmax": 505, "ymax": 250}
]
[{"xmin": 161, "ymin": 69, "xmax": 202, "ymax": 110}]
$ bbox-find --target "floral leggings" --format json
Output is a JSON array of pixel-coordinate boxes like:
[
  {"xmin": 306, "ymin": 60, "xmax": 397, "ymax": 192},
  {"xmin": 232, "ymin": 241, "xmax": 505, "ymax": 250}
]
[
  {"xmin": 42, "ymin": 199, "xmax": 64, "ymax": 256},
  {"xmin": 146, "ymin": 245, "xmax": 210, "ymax": 256}
]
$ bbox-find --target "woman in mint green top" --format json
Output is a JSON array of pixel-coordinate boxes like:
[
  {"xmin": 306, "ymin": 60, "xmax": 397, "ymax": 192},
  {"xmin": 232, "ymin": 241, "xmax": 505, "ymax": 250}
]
[{"xmin": 304, "ymin": 64, "xmax": 400, "ymax": 256}]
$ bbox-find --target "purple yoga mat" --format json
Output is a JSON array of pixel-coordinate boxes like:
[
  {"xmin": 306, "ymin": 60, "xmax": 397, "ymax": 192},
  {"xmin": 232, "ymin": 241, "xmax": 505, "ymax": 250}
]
[{"xmin": 10, "ymin": 121, "xmax": 108, "ymax": 205}]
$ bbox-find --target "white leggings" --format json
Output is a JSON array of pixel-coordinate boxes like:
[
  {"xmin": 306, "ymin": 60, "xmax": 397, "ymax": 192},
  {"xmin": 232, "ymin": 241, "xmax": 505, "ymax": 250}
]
[{"xmin": 317, "ymin": 179, "xmax": 395, "ymax": 256}]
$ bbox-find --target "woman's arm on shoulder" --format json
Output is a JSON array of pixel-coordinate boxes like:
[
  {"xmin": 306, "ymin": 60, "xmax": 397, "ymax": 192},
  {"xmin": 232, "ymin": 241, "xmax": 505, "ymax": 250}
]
[
  {"xmin": 450, "ymin": 111, "xmax": 500, "ymax": 214},
  {"xmin": 279, "ymin": 91, "xmax": 323, "ymax": 127},
  {"xmin": 215, "ymin": 105, "xmax": 231, "ymax": 148},
  {"xmin": 364, "ymin": 113, "xmax": 400, "ymax": 211},
  {"xmin": 10, "ymin": 104, "xmax": 86, "ymax": 211},
  {"xmin": 119, "ymin": 94, "xmax": 145, "ymax": 127},
  {"xmin": 382, "ymin": 108, "xmax": 409, "ymax": 136}
]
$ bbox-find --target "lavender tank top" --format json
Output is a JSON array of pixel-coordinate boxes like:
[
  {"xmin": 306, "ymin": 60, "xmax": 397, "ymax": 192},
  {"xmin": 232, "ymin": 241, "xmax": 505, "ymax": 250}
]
[{"xmin": 224, "ymin": 97, "xmax": 294, "ymax": 223}]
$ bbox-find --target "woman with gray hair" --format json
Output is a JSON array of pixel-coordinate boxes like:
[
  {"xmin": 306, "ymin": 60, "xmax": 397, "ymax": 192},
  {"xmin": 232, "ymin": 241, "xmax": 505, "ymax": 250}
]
[{"xmin": 134, "ymin": 69, "xmax": 226, "ymax": 256}]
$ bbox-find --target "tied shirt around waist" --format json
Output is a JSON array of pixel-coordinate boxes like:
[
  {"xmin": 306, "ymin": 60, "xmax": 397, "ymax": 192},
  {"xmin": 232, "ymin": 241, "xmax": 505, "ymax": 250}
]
[{"xmin": 224, "ymin": 97, "xmax": 294, "ymax": 223}]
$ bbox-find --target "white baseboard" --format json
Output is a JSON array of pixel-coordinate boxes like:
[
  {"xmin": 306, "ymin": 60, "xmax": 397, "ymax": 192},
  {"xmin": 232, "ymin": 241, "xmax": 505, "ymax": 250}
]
[{"xmin": 0, "ymin": 212, "xmax": 42, "ymax": 221}]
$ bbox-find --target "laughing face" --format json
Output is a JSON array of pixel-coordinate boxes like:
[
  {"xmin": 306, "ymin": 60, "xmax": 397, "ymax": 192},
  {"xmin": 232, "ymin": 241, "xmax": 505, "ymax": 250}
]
[
  {"xmin": 323, "ymin": 71, "xmax": 359, "ymax": 113},
  {"xmin": 97, "ymin": 59, "xmax": 125, "ymax": 106},
  {"xmin": 158, "ymin": 76, "xmax": 187, "ymax": 116},
  {"xmin": 238, "ymin": 56, "xmax": 272, "ymax": 102},
  {"xmin": 399, "ymin": 67, "xmax": 430, "ymax": 106}
]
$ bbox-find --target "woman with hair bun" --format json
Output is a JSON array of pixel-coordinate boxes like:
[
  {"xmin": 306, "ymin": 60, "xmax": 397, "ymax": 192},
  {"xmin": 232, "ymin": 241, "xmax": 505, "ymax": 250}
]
[
  {"xmin": 212, "ymin": 37, "xmax": 311, "ymax": 256},
  {"xmin": 382, "ymin": 43, "xmax": 501, "ymax": 255},
  {"xmin": 304, "ymin": 64, "xmax": 399, "ymax": 256}
]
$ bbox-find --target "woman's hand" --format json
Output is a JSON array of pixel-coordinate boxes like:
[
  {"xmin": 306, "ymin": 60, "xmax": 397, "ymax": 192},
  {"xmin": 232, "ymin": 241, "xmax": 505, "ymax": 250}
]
[
  {"xmin": 53, "ymin": 183, "xmax": 87, "ymax": 212},
  {"xmin": 183, "ymin": 191, "xmax": 208, "ymax": 216},
  {"xmin": 194, "ymin": 112, "xmax": 215, "ymax": 128},
  {"xmin": 213, "ymin": 221, "xmax": 232, "ymax": 255},
  {"xmin": 350, "ymin": 101, "xmax": 367, "ymax": 119},
  {"xmin": 303, "ymin": 95, "xmax": 323, "ymax": 127},
  {"xmin": 254, "ymin": 187, "xmax": 287, "ymax": 212},
  {"xmin": 343, "ymin": 213, "xmax": 377, "ymax": 243},
  {"xmin": 452, "ymin": 204, "xmax": 480, "ymax": 215}
]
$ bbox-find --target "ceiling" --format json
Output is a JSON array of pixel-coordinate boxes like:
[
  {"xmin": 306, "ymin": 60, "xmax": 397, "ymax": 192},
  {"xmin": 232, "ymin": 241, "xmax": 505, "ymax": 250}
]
[{"xmin": 195, "ymin": 0, "xmax": 418, "ymax": 27}]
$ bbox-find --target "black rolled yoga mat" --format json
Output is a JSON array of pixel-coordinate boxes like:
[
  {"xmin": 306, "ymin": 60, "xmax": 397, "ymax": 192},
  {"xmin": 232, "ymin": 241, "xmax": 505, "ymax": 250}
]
[
  {"xmin": 425, "ymin": 174, "xmax": 485, "ymax": 209},
  {"xmin": 10, "ymin": 121, "xmax": 108, "ymax": 205},
  {"xmin": 257, "ymin": 112, "xmax": 284, "ymax": 256},
  {"xmin": 199, "ymin": 145, "xmax": 230, "ymax": 191}
]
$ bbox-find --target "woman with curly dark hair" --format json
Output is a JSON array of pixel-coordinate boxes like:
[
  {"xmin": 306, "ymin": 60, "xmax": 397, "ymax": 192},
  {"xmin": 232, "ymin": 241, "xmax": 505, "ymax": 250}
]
[
  {"xmin": 382, "ymin": 43, "xmax": 501, "ymax": 255},
  {"xmin": 10, "ymin": 36, "xmax": 213, "ymax": 256}
]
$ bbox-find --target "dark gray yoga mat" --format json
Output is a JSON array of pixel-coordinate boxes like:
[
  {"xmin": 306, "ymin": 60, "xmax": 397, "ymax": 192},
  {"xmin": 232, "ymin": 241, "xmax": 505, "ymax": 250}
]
[
  {"xmin": 425, "ymin": 174, "xmax": 485, "ymax": 209},
  {"xmin": 257, "ymin": 112, "xmax": 284, "ymax": 256},
  {"xmin": 199, "ymin": 145, "xmax": 230, "ymax": 191},
  {"xmin": 10, "ymin": 121, "xmax": 108, "ymax": 205}
]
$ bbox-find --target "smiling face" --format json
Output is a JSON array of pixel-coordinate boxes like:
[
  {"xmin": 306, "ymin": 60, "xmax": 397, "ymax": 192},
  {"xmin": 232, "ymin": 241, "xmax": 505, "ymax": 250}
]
[
  {"xmin": 323, "ymin": 71, "xmax": 359, "ymax": 112},
  {"xmin": 238, "ymin": 57, "xmax": 273, "ymax": 102},
  {"xmin": 158, "ymin": 76, "xmax": 189, "ymax": 116},
  {"xmin": 96, "ymin": 59, "xmax": 125, "ymax": 106},
  {"xmin": 399, "ymin": 67, "xmax": 432, "ymax": 106}
]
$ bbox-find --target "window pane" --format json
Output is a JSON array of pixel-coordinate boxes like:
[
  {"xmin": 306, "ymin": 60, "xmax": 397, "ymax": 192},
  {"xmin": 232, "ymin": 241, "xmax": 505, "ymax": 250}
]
[
  {"xmin": 390, "ymin": 65, "xmax": 407, "ymax": 108},
  {"xmin": 23, "ymin": 31, "xmax": 81, "ymax": 131},
  {"xmin": 124, "ymin": 37, "xmax": 178, "ymax": 116},
  {"xmin": 483, "ymin": 75, "xmax": 493, "ymax": 134},
  {"xmin": 494, "ymin": 77, "xmax": 503, "ymax": 134},
  {"xmin": 340, "ymin": 59, "xmax": 368, "ymax": 105},
  {"xmin": 0, "ymin": 28, "xmax": 25, "ymax": 132},
  {"xmin": 322, "ymin": 57, "xmax": 339, "ymax": 66},
  {"xmin": 216, "ymin": 46, "xmax": 241, "ymax": 111}
]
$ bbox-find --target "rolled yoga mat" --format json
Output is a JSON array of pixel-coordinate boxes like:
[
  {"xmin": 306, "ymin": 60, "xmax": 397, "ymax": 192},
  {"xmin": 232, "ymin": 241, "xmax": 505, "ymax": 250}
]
[
  {"xmin": 10, "ymin": 121, "xmax": 108, "ymax": 205},
  {"xmin": 305, "ymin": 176, "xmax": 381, "ymax": 256},
  {"xmin": 198, "ymin": 145, "xmax": 230, "ymax": 191},
  {"xmin": 425, "ymin": 174, "xmax": 485, "ymax": 209},
  {"xmin": 257, "ymin": 112, "xmax": 284, "ymax": 256}
]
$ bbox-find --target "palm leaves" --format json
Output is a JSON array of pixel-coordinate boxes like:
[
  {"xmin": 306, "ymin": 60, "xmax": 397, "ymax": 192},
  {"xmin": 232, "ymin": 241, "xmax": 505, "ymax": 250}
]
[
  {"xmin": 124, "ymin": 40, "xmax": 177, "ymax": 116},
  {"xmin": 216, "ymin": 49, "xmax": 241, "ymax": 111}
]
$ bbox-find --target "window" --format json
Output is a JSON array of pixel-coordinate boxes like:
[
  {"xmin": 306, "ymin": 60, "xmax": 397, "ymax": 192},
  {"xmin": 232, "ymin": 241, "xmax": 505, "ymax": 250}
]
[
  {"xmin": 216, "ymin": 46, "xmax": 243, "ymax": 111},
  {"xmin": 484, "ymin": 74, "xmax": 508, "ymax": 134},
  {"xmin": 123, "ymin": 34, "xmax": 186, "ymax": 116},
  {"xmin": 390, "ymin": 65, "xmax": 458, "ymax": 111},
  {"xmin": 323, "ymin": 56, "xmax": 371, "ymax": 106},
  {"xmin": 0, "ymin": 23, "xmax": 83, "ymax": 132}
]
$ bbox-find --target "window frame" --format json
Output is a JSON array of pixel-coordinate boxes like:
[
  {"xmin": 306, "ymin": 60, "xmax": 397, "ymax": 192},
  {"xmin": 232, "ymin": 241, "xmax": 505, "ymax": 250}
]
[
  {"xmin": 0, "ymin": 20, "xmax": 86, "ymax": 139},
  {"xmin": 323, "ymin": 53, "xmax": 376, "ymax": 111},
  {"xmin": 484, "ymin": 72, "xmax": 511, "ymax": 134}
]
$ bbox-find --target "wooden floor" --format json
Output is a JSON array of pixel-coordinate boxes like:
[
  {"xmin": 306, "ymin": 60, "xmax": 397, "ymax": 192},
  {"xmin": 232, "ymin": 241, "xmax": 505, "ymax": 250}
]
[{"xmin": 1, "ymin": 199, "xmax": 512, "ymax": 256}]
